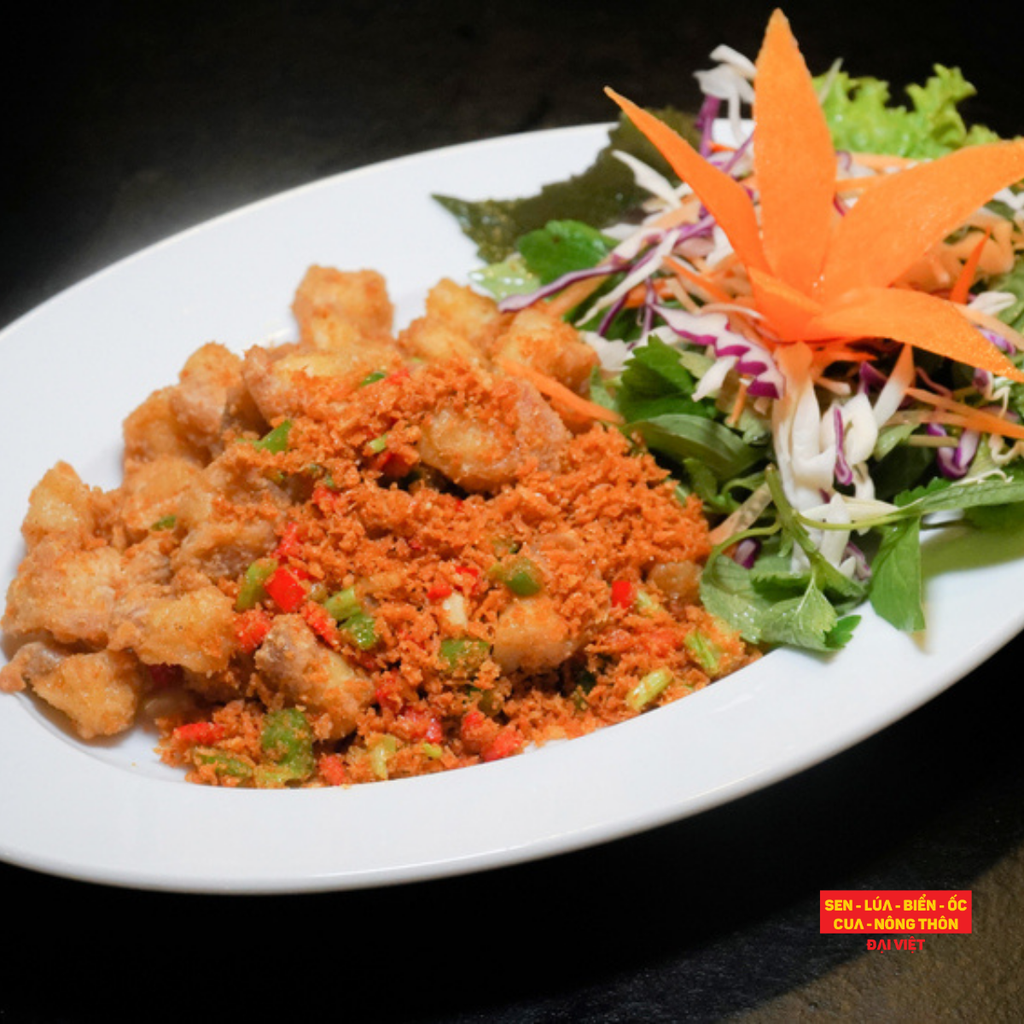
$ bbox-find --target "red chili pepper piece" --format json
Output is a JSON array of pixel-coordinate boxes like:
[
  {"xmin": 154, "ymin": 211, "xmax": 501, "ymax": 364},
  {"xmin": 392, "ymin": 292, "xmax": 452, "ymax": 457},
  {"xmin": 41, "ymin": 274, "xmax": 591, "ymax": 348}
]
[
  {"xmin": 398, "ymin": 706, "xmax": 443, "ymax": 744},
  {"xmin": 375, "ymin": 679, "xmax": 404, "ymax": 715},
  {"xmin": 481, "ymin": 726, "xmax": 522, "ymax": 763},
  {"xmin": 273, "ymin": 521, "xmax": 302, "ymax": 560},
  {"xmin": 235, "ymin": 608, "xmax": 273, "ymax": 653},
  {"xmin": 172, "ymin": 721, "xmax": 226, "ymax": 745},
  {"xmin": 426, "ymin": 582, "xmax": 453, "ymax": 602},
  {"xmin": 318, "ymin": 754, "xmax": 347, "ymax": 787},
  {"xmin": 264, "ymin": 566, "xmax": 308, "ymax": 612},
  {"xmin": 611, "ymin": 579, "xmax": 637, "ymax": 609},
  {"xmin": 301, "ymin": 601, "xmax": 339, "ymax": 646}
]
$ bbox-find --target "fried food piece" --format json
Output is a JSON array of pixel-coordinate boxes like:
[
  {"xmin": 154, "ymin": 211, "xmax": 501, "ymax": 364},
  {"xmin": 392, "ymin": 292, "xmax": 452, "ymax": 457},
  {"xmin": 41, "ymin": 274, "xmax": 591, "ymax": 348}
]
[
  {"xmin": 1, "ymin": 642, "xmax": 145, "ymax": 739},
  {"xmin": 491, "ymin": 305, "xmax": 598, "ymax": 393},
  {"xmin": 108, "ymin": 584, "xmax": 237, "ymax": 675},
  {"xmin": 19, "ymin": 462, "xmax": 101, "ymax": 550},
  {"xmin": 169, "ymin": 342, "xmax": 263, "ymax": 455},
  {"xmin": 123, "ymin": 387, "xmax": 205, "ymax": 468},
  {"xmin": 254, "ymin": 615, "xmax": 374, "ymax": 739},
  {"xmin": 417, "ymin": 373, "xmax": 570, "ymax": 491},
  {"xmin": 117, "ymin": 456, "xmax": 205, "ymax": 541},
  {"xmin": 292, "ymin": 265, "xmax": 394, "ymax": 341},
  {"xmin": 3, "ymin": 541, "xmax": 123, "ymax": 647},
  {"xmin": 492, "ymin": 594, "xmax": 584, "ymax": 673}
]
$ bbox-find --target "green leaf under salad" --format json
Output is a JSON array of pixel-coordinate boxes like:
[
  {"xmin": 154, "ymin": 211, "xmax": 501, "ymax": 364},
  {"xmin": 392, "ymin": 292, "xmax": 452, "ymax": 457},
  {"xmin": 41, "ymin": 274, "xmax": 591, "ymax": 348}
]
[{"xmin": 434, "ymin": 108, "xmax": 700, "ymax": 263}]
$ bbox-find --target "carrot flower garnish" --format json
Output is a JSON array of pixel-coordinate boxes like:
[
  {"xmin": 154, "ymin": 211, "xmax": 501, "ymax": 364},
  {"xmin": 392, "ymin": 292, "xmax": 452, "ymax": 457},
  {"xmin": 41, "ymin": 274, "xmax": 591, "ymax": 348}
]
[{"xmin": 606, "ymin": 9, "xmax": 1024, "ymax": 384}]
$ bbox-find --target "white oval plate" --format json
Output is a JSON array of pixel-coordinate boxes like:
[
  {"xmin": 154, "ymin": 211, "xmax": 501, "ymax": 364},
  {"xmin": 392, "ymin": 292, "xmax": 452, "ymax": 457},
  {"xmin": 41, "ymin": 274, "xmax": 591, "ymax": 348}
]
[{"xmin": 2, "ymin": 126, "xmax": 1024, "ymax": 893}]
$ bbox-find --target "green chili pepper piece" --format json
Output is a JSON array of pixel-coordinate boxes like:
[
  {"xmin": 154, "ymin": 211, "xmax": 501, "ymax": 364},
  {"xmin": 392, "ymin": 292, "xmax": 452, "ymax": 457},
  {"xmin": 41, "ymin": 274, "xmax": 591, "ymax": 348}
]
[
  {"xmin": 195, "ymin": 750, "xmax": 254, "ymax": 781},
  {"xmin": 344, "ymin": 611, "xmax": 378, "ymax": 651},
  {"xmin": 439, "ymin": 637, "xmax": 490, "ymax": 674},
  {"xmin": 489, "ymin": 555, "xmax": 543, "ymax": 597},
  {"xmin": 260, "ymin": 707, "xmax": 315, "ymax": 782},
  {"xmin": 235, "ymin": 558, "xmax": 279, "ymax": 611},
  {"xmin": 323, "ymin": 586, "xmax": 361, "ymax": 622}
]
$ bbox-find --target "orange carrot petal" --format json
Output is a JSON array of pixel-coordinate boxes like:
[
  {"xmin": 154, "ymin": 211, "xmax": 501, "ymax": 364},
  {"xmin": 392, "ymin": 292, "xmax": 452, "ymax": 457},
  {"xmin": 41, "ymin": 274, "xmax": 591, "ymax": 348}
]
[
  {"xmin": 803, "ymin": 286, "xmax": 1024, "ymax": 382},
  {"xmin": 823, "ymin": 140, "xmax": 1024, "ymax": 299},
  {"xmin": 753, "ymin": 9, "xmax": 837, "ymax": 294},
  {"xmin": 604, "ymin": 88, "xmax": 768, "ymax": 273},
  {"xmin": 748, "ymin": 266, "xmax": 824, "ymax": 341}
]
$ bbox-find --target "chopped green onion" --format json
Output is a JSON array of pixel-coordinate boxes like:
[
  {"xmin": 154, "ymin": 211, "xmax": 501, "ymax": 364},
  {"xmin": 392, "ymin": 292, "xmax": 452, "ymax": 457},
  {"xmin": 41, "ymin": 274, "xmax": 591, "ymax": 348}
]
[
  {"xmin": 359, "ymin": 370, "xmax": 388, "ymax": 387},
  {"xmin": 150, "ymin": 514, "xmax": 177, "ymax": 531},
  {"xmin": 246, "ymin": 419, "xmax": 293, "ymax": 454},
  {"xmin": 626, "ymin": 668, "xmax": 673, "ymax": 712},
  {"xmin": 684, "ymin": 630, "xmax": 723, "ymax": 676},
  {"xmin": 367, "ymin": 433, "xmax": 389, "ymax": 454},
  {"xmin": 323, "ymin": 586, "xmax": 361, "ymax": 622},
  {"xmin": 322, "ymin": 586, "xmax": 377, "ymax": 650},
  {"xmin": 369, "ymin": 735, "xmax": 399, "ymax": 780},
  {"xmin": 421, "ymin": 742, "xmax": 444, "ymax": 760}
]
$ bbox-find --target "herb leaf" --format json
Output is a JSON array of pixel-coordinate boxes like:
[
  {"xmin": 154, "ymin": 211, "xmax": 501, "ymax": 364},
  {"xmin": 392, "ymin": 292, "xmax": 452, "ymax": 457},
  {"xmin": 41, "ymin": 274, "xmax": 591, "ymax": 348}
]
[{"xmin": 869, "ymin": 518, "xmax": 926, "ymax": 632}]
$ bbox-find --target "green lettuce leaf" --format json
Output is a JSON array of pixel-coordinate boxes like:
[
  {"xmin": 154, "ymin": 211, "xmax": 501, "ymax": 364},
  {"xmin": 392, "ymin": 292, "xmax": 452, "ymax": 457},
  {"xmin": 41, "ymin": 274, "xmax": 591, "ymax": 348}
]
[{"xmin": 818, "ymin": 64, "xmax": 1001, "ymax": 158}]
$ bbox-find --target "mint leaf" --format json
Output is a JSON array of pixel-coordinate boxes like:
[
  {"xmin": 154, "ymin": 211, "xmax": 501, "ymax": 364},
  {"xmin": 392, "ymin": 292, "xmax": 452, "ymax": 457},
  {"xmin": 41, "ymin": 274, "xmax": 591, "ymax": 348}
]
[
  {"xmin": 630, "ymin": 414, "xmax": 762, "ymax": 480},
  {"xmin": 700, "ymin": 552, "xmax": 857, "ymax": 652},
  {"xmin": 870, "ymin": 518, "xmax": 926, "ymax": 632},
  {"xmin": 517, "ymin": 220, "xmax": 616, "ymax": 284}
]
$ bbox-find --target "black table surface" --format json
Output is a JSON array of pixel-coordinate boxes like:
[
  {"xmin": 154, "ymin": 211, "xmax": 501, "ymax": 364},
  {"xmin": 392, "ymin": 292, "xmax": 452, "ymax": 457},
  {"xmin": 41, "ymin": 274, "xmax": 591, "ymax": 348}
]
[{"xmin": 4, "ymin": 2, "xmax": 1024, "ymax": 1021}]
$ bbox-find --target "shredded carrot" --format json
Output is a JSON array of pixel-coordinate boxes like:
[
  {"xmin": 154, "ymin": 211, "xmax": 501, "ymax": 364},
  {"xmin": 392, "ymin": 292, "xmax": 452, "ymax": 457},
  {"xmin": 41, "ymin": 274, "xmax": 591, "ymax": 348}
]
[
  {"xmin": 905, "ymin": 386, "xmax": 1024, "ymax": 440},
  {"xmin": 948, "ymin": 227, "xmax": 993, "ymax": 305},
  {"xmin": 664, "ymin": 255, "xmax": 735, "ymax": 305},
  {"xmin": 661, "ymin": 275, "xmax": 702, "ymax": 313},
  {"xmin": 496, "ymin": 357, "xmax": 624, "ymax": 424},
  {"xmin": 649, "ymin": 195, "xmax": 704, "ymax": 228},
  {"xmin": 544, "ymin": 275, "xmax": 608, "ymax": 319},
  {"xmin": 623, "ymin": 284, "xmax": 649, "ymax": 309},
  {"xmin": 726, "ymin": 380, "xmax": 749, "ymax": 428}
]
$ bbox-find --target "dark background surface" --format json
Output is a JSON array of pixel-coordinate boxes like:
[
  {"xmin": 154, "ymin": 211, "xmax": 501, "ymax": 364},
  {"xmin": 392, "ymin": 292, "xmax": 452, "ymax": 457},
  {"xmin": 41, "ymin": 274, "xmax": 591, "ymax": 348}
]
[{"xmin": 3, "ymin": 2, "xmax": 1024, "ymax": 1021}]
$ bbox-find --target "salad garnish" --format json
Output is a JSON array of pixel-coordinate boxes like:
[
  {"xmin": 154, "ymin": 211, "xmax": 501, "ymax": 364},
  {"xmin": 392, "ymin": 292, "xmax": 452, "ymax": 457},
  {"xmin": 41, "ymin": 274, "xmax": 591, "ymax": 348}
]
[{"xmin": 439, "ymin": 9, "xmax": 1024, "ymax": 651}]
